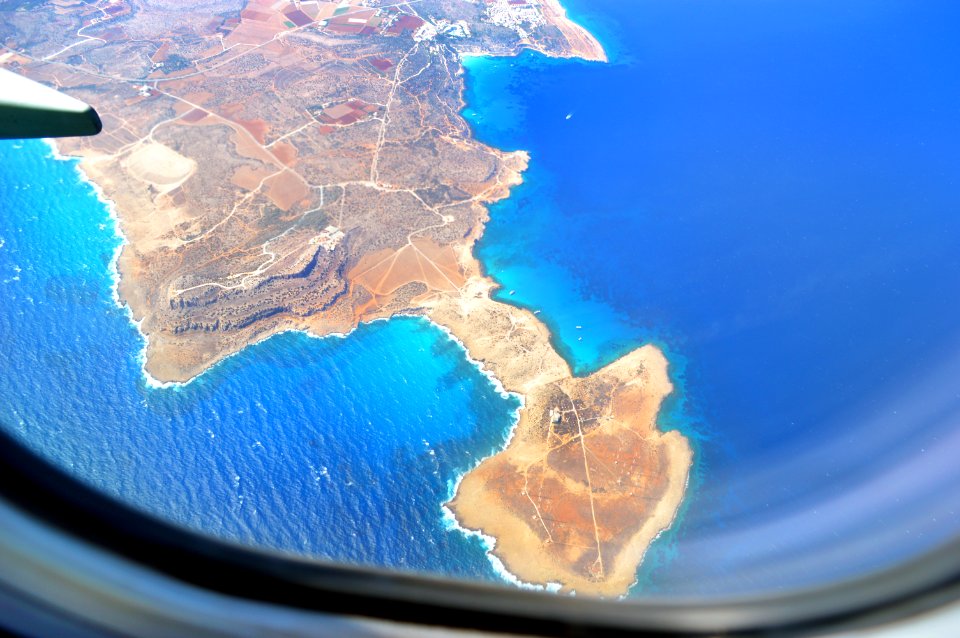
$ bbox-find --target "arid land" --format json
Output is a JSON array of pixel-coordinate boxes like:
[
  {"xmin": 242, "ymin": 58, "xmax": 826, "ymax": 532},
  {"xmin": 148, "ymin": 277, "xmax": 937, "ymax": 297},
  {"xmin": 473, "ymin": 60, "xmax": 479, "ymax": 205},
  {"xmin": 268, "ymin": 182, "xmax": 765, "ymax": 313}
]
[{"xmin": 2, "ymin": 0, "xmax": 689, "ymax": 595}]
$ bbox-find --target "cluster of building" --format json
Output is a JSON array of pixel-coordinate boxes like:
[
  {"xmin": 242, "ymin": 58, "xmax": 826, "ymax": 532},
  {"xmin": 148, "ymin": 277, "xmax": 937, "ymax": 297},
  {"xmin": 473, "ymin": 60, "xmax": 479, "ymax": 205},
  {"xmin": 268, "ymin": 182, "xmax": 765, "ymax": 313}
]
[
  {"xmin": 482, "ymin": 0, "xmax": 544, "ymax": 38},
  {"xmin": 412, "ymin": 18, "xmax": 471, "ymax": 42},
  {"xmin": 316, "ymin": 3, "xmax": 468, "ymax": 42},
  {"xmin": 189, "ymin": 0, "xmax": 470, "ymax": 48}
]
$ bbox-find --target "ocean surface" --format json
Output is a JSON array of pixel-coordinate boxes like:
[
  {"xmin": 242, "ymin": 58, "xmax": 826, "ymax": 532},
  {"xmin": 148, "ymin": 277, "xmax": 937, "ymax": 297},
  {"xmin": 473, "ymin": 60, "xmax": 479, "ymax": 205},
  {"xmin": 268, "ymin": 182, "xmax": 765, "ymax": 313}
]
[
  {"xmin": 2, "ymin": 0, "xmax": 960, "ymax": 600},
  {"xmin": 466, "ymin": 0, "xmax": 960, "ymax": 595}
]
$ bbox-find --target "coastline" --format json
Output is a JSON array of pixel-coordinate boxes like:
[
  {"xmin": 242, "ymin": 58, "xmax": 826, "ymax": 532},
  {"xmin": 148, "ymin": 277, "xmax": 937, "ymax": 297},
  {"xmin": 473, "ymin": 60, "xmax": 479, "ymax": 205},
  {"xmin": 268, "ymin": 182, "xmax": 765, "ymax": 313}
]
[
  {"xmin": 50, "ymin": 128, "xmax": 546, "ymax": 588},
  {"xmin": 433, "ymin": 308, "xmax": 684, "ymax": 597},
  {"xmin": 435, "ymin": 299, "xmax": 688, "ymax": 595},
  {"xmin": 437, "ymin": 307, "xmax": 692, "ymax": 596},
  {"xmin": 439, "ymin": 3, "xmax": 693, "ymax": 591},
  {"xmin": 36, "ymin": 145, "xmax": 547, "ymax": 587},
  {"xmin": 47, "ymin": 135, "xmax": 532, "ymax": 414},
  {"xmin": 15, "ymin": 0, "xmax": 960, "ymax": 602},
  {"xmin": 539, "ymin": 0, "xmax": 607, "ymax": 62},
  {"xmin": 455, "ymin": 0, "xmax": 606, "ymax": 64},
  {"xmin": 44, "ymin": 139, "xmax": 189, "ymax": 390},
  {"xmin": 441, "ymin": 470, "xmax": 562, "ymax": 593},
  {"xmin": 39, "ymin": 0, "xmax": 691, "ymax": 596},
  {"xmin": 43, "ymin": 0, "xmax": 603, "ymax": 391},
  {"xmin": 432, "ymin": 319, "xmax": 545, "ymax": 590}
]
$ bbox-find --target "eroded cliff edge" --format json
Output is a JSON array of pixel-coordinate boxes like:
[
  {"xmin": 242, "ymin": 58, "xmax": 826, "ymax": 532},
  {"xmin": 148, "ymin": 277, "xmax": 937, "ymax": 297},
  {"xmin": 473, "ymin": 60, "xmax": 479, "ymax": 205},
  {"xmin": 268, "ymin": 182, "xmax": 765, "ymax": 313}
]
[{"xmin": 2, "ymin": 0, "xmax": 688, "ymax": 595}]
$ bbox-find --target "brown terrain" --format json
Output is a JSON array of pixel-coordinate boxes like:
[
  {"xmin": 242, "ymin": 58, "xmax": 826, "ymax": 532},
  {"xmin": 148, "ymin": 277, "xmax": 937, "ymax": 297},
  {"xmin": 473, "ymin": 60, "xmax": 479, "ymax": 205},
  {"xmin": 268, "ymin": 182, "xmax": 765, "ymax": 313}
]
[{"xmin": 1, "ymin": 0, "xmax": 688, "ymax": 596}]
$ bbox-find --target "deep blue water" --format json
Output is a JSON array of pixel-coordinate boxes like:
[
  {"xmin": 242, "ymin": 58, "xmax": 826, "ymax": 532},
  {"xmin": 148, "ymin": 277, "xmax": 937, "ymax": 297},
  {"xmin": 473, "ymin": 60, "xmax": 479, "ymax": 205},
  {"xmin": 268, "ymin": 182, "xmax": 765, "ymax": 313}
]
[
  {"xmin": 0, "ymin": 140, "xmax": 520, "ymax": 583},
  {"xmin": 468, "ymin": 0, "xmax": 960, "ymax": 594},
  {"xmin": 3, "ymin": 0, "xmax": 960, "ymax": 601}
]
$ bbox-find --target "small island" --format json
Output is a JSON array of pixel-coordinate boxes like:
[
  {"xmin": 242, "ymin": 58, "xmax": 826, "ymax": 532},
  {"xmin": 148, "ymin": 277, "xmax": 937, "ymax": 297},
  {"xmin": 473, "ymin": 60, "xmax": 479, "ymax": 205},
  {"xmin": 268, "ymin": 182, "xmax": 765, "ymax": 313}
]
[{"xmin": 2, "ymin": 0, "xmax": 690, "ymax": 596}]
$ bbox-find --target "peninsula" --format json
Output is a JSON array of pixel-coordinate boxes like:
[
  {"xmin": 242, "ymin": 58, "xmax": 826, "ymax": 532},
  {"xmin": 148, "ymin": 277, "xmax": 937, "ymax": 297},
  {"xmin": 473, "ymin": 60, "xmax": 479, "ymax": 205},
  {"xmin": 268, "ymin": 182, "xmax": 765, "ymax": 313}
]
[{"xmin": 1, "ymin": 0, "xmax": 690, "ymax": 596}]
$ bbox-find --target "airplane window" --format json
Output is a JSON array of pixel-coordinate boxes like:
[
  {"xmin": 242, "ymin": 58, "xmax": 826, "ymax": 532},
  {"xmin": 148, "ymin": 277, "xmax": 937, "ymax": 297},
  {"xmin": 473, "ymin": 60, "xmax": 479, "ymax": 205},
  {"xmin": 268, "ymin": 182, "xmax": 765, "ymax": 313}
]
[{"xmin": 1, "ymin": 0, "xmax": 959, "ymax": 606}]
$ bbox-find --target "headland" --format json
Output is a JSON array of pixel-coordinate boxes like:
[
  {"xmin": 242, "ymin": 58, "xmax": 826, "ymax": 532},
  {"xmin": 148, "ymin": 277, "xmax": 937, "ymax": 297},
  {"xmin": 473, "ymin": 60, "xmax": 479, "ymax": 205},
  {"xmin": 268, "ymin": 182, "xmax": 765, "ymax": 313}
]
[{"xmin": 2, "ymin": 0, "xmax": 687, "ymax": 595}]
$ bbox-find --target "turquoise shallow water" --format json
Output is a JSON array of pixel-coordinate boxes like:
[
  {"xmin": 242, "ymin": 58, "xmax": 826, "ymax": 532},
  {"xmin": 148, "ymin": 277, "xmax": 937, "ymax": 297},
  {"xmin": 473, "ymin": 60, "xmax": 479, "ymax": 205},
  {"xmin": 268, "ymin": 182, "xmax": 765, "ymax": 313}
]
[{"xmin": 2, "ymin": 0, "xmax": 960, "ymax": 600}]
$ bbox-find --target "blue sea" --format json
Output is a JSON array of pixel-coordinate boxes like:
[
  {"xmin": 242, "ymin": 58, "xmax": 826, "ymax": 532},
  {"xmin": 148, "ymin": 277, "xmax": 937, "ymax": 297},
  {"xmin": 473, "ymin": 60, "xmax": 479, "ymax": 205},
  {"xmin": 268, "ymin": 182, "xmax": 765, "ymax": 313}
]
[
  {"xmin": 2, "ymin": 0, "xmax": 960, "ymax": 599},
  {"xmin": 466, "ymin": 0, "xmax": 960, "ymax": 595}
]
